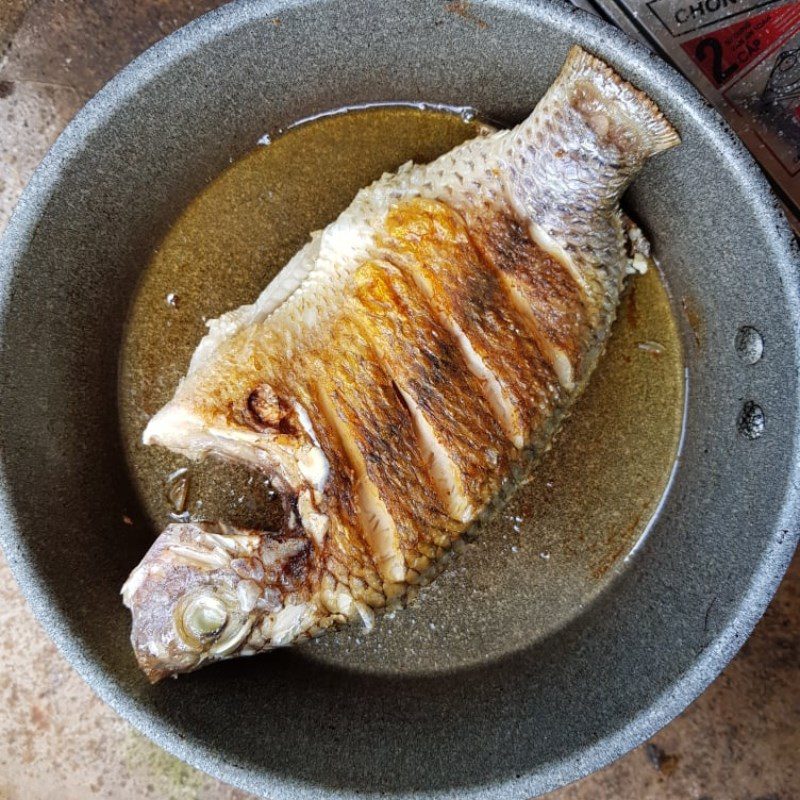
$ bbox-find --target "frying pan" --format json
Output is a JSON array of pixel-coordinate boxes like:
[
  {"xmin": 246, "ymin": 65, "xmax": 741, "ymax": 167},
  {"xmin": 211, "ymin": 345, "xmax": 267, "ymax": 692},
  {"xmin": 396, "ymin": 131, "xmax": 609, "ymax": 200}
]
[{"xmin": 0, "ymin": 1, "xmax": 797, "ymax": 798}]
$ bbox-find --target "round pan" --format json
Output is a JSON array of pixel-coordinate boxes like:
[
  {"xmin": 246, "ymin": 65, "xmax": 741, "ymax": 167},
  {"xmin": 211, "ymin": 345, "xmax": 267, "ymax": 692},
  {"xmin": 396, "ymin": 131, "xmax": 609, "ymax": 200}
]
[{"xmin": 0, "ymin": 1, "xmax": 798, "ymax": 798}]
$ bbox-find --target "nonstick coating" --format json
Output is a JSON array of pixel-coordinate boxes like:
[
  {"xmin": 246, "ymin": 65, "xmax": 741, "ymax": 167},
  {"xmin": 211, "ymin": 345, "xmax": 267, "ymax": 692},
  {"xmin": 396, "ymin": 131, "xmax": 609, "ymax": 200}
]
[{"xmin": 0, "ymin": 1, "xmax": 798, "ymax": 798}]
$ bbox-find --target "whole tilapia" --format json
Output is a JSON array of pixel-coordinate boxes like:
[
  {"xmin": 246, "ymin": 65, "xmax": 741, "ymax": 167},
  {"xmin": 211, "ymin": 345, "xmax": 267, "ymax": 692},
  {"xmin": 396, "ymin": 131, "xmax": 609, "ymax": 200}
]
[{"xmin": 123, "ymin": 46, "xmax": 679, "ymax": 681}]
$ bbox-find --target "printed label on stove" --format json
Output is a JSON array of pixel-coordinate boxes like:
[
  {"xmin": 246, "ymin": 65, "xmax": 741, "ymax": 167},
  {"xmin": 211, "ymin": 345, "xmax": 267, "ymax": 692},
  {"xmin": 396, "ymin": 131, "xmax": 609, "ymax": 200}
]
[
  {"xmin": 580, "ymin": 0, "xmax": 800, "ymax": 230},
  {"xmin": 646, "ymin": 0, "xmax": 774, "ymax": 37}
]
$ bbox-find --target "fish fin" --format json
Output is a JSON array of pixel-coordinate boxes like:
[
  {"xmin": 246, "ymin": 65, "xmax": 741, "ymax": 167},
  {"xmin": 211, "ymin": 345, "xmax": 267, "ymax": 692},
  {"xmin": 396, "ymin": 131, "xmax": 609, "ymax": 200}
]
[
  {"xmin": 188, "ymin": 232, "xmax": 323, "ymax": 374},
  {"xmin": 559, "ymin": 45, "xmax": 680, "ymax": 157},
  {"xmin": 507, "ymin": 46, "xmax": 679, "ymax": 283}
]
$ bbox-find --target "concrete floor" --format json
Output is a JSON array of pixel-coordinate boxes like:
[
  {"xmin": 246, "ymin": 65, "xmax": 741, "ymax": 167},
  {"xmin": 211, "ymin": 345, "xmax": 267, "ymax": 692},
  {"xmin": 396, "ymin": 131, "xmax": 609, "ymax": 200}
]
[{"xmin": 0, "ymin": 2, "xmax": 797, "ymax": 799}]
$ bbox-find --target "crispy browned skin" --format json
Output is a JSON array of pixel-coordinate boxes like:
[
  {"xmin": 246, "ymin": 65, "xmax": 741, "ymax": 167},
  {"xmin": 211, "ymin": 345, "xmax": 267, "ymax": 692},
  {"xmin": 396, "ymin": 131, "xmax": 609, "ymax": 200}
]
[
  {"xmin": 226, "ymin": 198, "xmax": 590, "ymax": 588},
  {"xmin": 383, "ymin": 199, "xmax": 565, "ymax": 434},
  {"xmin": 466, "ymin": 207, "xmax": 593, "ymax": 371}
]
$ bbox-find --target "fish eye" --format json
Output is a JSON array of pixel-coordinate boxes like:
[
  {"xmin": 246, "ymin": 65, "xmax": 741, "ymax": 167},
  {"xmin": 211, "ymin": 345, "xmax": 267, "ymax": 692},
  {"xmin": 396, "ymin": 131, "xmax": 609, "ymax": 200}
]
[{"xmin": 175, "ymin": 590, "xmax": 230, "ymax": 649}]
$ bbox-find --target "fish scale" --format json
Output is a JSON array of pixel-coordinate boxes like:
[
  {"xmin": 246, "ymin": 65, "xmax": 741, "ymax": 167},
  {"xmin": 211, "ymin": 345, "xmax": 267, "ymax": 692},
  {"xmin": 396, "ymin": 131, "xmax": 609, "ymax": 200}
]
[
  {"xmin": 124, "ymin": 46, "xmax": 680, "ymax": 681},
  {"xmin": 351, "ymin": 260, "xmax": 509, "ymax": 509},
  {"xmin": 464, "ymin": 207, "xmax": 592, "ymax": 379},
  {"xmin": 381, "ymin": 198, "xmax": 561, "ymax": 440},
  {"xmin": 311, "ymin": 323, "xmax": 456, "ymax": 581}
]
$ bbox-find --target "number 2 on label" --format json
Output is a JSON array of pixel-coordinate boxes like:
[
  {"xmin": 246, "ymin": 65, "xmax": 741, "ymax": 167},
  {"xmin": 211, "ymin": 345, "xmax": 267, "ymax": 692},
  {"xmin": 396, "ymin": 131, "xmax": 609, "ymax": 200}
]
[{"xmin": 694, "ymin": 37, "xmax": 738, "ymax": 87}]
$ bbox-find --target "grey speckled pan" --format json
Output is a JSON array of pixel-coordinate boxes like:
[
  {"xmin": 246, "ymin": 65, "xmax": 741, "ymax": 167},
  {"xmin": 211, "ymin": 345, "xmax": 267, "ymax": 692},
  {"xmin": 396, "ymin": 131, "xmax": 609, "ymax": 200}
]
[{"xmin": 0, "ymin": 1, "xmax": 798, "ymax": 798}]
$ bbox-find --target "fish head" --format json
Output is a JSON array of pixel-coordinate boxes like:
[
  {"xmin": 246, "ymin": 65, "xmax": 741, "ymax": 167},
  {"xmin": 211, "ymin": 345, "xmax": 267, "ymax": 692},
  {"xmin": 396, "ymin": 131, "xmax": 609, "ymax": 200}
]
[{"xmin": 121, "ymin": 522, "xmax": 273, "ymax": 682}]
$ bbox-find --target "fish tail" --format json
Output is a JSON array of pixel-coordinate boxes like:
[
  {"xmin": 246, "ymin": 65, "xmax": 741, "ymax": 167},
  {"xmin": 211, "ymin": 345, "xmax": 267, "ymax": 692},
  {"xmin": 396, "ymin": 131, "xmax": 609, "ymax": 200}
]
[
  {"xmin": 510, "ymin": 45, "xmax": 679, "ymax": 212},
  {"xmin": 556, "ymin": 45, "xmax": 680, "ymax": 158},
  {"xmin": 506, "ymin": 46, "xmax": 679, "ymax": 288}
]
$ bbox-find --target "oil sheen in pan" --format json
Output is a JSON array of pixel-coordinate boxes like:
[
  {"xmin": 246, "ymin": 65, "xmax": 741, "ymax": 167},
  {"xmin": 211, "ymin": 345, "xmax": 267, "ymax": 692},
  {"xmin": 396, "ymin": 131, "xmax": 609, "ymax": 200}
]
[{"xmin": 118, "ymin": 104, "xmax": 685, "ymax": 674}]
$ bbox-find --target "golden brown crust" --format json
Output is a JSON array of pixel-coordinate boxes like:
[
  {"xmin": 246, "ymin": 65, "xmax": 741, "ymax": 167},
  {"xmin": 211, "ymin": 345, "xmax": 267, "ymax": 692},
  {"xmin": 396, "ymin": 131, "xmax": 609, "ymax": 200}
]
[
  {"xmin": 464, "ymin": 208, "xmax": 591, "ymax": 375},
  {"xmin": 314, "ymin": 322, "xmax": 454, "ymax": 562},
  {"xmin": 185, "ymin": 198, "xmax": 593, "ymax": 596},
  {"xmin": 380, "ymin": 198, "xmax": 562, "ymax": 433},
  {"xmin": 352, "ymin": 260, "xmax": 510, "ymax": 503}
]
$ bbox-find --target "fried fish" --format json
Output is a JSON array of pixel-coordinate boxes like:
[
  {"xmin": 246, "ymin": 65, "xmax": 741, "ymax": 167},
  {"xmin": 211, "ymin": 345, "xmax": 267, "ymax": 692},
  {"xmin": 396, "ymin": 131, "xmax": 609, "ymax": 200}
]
[{"xmin": 123, "ymin": 46, "xmax": 679, "ymax": 681}]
